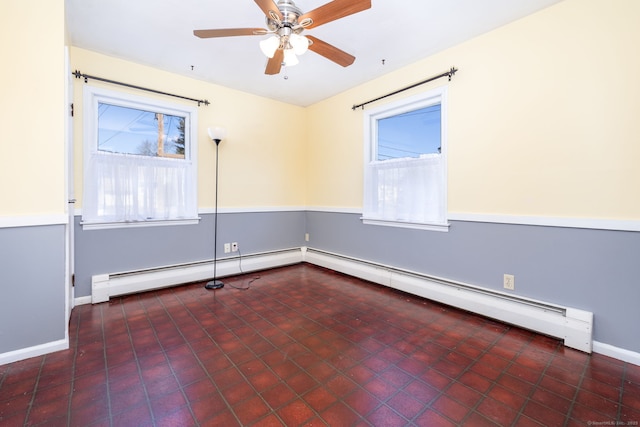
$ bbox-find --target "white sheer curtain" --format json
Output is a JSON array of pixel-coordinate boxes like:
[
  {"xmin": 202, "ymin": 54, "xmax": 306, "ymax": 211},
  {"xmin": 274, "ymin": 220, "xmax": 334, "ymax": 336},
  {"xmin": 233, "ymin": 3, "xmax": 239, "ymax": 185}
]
[
  {"xmin": 363, "ymin": 154, "xmax": 445, "ymax": 224},
  {"xmin": 82, "ymin": 151, "xmax": 197, "ymax": 223}
]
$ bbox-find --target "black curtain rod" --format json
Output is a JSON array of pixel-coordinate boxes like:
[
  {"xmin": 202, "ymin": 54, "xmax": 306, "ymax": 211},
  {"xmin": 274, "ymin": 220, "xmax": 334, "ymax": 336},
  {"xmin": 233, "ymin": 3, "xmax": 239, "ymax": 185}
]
[
  {"xmin": 72, "ymin": 70, "xmax": 210, "ymax": 106},
  {"xmin": 352, "ymin": 67, "xmax": 458, "ymax": 111}
]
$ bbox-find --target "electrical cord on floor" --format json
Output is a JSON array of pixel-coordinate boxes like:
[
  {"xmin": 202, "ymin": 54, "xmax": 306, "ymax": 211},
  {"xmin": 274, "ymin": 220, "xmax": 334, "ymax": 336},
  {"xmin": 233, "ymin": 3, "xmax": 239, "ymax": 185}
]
[{"xmin": 225, "ymin": 247, "xmax": 260, "ymax": 291}]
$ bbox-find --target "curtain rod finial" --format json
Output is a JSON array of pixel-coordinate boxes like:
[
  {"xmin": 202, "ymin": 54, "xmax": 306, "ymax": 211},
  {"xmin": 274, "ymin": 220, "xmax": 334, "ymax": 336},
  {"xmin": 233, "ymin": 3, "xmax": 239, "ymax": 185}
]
[{"xmin": 448, "ymin": 67, "xmax": 458, "ymax": 81}]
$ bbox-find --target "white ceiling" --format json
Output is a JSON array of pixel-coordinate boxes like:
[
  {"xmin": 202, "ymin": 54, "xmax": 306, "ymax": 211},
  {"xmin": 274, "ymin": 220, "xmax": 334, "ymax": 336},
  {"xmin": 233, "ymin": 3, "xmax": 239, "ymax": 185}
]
[{"xmin": 66, "ymin": 0, "xmax": 562, "ymax": 107}]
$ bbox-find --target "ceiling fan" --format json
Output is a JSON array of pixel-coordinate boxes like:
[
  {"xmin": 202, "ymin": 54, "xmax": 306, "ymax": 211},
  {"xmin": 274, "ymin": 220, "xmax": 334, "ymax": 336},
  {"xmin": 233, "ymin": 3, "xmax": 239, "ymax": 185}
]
[{"xmin": 194, "ymin": 0, "xmax": 371, "ymax": 75}]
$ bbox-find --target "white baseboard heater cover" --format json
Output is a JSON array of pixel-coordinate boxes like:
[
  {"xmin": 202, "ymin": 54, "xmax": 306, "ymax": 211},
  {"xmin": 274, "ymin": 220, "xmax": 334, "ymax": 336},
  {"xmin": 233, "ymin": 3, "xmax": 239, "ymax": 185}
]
[
  {"xmin": 302, "ymin": 248, "xmax": 593, "ymax": 353},
  {"xmin": 91, "ymin": 246, "xmax": 593, "ymax": 353},
  {"xmin": 91, "ymin": 248, "xmax": 303, "ymax": 304}
]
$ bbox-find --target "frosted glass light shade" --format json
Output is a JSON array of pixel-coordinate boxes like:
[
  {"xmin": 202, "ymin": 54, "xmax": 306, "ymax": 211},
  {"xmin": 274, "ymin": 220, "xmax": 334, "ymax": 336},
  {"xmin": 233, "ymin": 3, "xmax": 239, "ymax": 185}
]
[
  {"xmin": 208, "ymin": 127, "xmax": 227, "ymax": 142},
  {"xmin": 289, "ymin": 34, "xmax": 309, "ymax": 55},
  {"xmin": 283, "ymin": 49, "xmax": 299, "ymax": 66},
  {"xmin": 259, "ymin": 36, "xmax": 280, "ymax": 58}
]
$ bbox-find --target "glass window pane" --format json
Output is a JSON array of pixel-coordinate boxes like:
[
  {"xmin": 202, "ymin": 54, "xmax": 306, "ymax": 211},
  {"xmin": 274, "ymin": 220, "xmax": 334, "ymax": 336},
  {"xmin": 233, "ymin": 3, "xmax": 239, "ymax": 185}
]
[
  {"xmin": 377, "ymin": 104, "xmax": 441, "ymax": 160},
  {"xmin": 97, "ymin": 103, "xmax": 186, "ymax": 159}
]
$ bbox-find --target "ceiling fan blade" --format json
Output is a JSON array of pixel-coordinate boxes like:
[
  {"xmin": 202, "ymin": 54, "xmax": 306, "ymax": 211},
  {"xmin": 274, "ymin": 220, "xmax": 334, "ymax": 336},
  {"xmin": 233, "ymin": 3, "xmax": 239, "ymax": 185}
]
[
  {"xmin": 194, "ymin": 28, "xmax": 267, "ymax": 38},
  {"xmin": 265, "ymin": 49, "xmax": 284, "ymax": 75},
  {"xmin": 254, "ymin": 0, "xmax": 283, "ymax": 21},
  {"xmin": 307, "ymin": 36, "xmax": 355, "ymax": 67},
  {"xmin": 298, "ymin": 0, "xmax": 371, "ymax": 29}
]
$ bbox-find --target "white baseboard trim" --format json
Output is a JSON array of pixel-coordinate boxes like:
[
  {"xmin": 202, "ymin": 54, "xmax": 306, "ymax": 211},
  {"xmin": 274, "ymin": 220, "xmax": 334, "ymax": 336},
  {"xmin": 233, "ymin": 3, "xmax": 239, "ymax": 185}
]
[
  {"xmin": 593, "ymin": 341, "xmax": 640, "ymax": 366},
  {"xmin": 0, "ymin": 214, "xmax": 68, "ymax": 229},
  {"xmin": 448, "ymin": 212, "xmax": 640, "ymax": 232},
  {"xmin": 74, "ymin": 206, "xmax": 308, "ymax": 218},
  {"xmin": 72, "ymin": 209, "xmax": 640, "ymax": 232},
  {"xmin": 306, "ymin": 207, "xmax": 362, "ymax": 214},
  {"xmin": 204, "ymin": 206, "xmax": 307, "ymax": 214},
  {"xmin": 91, "ymin": 248, "xmax": 304, "ymax": 303},
  {"xmin": 0, "ymin": 339, "xmax": 68, "ymax": 366},
  {"xmin": 75, "ymin": 295, "xmax": 92, "ymax": 306}
]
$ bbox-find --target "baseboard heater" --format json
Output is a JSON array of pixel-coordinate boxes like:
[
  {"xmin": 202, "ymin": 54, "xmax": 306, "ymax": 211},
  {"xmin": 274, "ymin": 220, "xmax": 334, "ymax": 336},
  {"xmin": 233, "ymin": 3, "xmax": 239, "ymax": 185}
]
[
  {"xmin": 91, "ymin": 248, "xmax": 304, "ymax": 304},
  {"xmin": 302, "ymin": 248, "xmax": 593, "ymax": 353},
  {"xmin": 90, "ymin": 246, "xmax": 593, "ymax": 353}
]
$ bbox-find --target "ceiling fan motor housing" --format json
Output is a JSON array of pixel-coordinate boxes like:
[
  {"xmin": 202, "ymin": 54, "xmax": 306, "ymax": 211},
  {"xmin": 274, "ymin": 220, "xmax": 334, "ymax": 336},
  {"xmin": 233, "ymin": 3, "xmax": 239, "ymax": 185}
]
[{"xmin": 266, "ymin": 0, "xmax": 305, "ymax": 34}]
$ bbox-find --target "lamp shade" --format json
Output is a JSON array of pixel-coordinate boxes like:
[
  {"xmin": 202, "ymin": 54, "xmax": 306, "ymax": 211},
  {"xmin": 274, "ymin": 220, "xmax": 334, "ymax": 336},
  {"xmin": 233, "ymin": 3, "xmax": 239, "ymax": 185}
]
[
  {"xmin": 283, "ymin": 49, "xmax": 299, "ymax": 66},
  {"xmin": 289, "ymin": 33, "xmax": 309, "ymax": 56},
  {"xmin": 259, "ymin": 36, "xmax": 280, "ymax": 58},
  {"xmin": 208, "ymin": 127, "xmax": 227, "ymax": 142}
]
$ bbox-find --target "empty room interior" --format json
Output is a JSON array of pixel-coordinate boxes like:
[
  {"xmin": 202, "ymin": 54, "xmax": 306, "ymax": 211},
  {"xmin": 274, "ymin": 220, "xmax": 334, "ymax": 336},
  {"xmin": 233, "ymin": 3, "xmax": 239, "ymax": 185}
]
[{"xmin": 1, "ymin": 0, "xmax": 639, "ymax": 425}]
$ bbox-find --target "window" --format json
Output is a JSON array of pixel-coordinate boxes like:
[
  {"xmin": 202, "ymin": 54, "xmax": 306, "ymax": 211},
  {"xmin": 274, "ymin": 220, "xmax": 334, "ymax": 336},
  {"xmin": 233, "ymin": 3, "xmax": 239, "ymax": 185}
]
[
  {"xmin": 97, "ymin": 104, "xmax": 186, "ymax": 159},
  {"xmin": 363, "ymin": 87, "xmax": 448, "ymax": 231},
  {"xmin": 82, "ymin": 86, "xmax": 198, "ymax": 228},
  {"xmin": 377, "ymin": 104, "xmax": 442, "ymax": 160}
]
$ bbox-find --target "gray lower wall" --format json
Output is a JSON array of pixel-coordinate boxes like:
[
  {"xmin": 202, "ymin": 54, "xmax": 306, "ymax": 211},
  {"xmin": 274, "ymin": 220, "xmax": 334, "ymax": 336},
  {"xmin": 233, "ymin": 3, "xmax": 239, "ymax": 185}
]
[
  {"xmin": 74, "ymin": 211, "xmax": 306, "ymax": 298},
  {"xmin": 305, "ymin": 211, "xmax": 640, "ymax": 353},
  {"xmin": 0, "ymin": 225, "xmax": 66, "ymax": 354}
]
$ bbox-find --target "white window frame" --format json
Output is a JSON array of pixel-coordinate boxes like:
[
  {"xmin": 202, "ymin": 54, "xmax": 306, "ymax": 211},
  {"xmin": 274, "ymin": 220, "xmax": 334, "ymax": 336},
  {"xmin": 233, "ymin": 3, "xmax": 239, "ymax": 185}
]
[
  {"xmin": 362, "ymin": 86, "xmax": 449, "ymax": 232},
  {"xmin": 81, "ymin": 85, "xmax": 199, "ymax": 230}
]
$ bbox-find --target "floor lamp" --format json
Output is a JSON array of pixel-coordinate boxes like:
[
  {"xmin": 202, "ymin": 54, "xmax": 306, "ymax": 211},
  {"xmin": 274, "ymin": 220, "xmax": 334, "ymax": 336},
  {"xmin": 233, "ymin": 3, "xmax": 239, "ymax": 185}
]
[{"xmin": 205, "ymin": 126, "xmax": 227, "ymax": 290}]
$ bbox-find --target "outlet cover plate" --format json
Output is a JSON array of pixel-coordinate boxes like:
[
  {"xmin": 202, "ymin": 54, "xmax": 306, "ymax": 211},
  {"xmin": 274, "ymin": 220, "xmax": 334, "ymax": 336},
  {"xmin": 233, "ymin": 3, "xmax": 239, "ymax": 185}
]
[{"xmin": 503, "ymin": 274, "xmax": 515, "ymax": 290}]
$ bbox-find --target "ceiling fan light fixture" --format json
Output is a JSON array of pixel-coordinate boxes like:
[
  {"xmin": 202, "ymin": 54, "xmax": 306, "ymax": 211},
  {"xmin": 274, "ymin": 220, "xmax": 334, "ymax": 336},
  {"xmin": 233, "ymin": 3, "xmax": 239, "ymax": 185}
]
[
  {"xmin": 283, "ymin": 48, "xmax": 299, "ymax": 66},
  {"xmin": 259, "ymin": 35, "xmax": 280, "ymax": 58},
  {"xmin": 289, "ymin": 33, "xmax": 309, "ymax": 55}
]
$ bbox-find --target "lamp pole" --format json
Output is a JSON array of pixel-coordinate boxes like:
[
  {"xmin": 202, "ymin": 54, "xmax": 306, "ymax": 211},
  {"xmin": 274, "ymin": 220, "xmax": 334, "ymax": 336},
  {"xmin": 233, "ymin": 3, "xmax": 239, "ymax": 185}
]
[{"xmin": 205, "ymin": 127, "xmax": 226, "ymax": 290}]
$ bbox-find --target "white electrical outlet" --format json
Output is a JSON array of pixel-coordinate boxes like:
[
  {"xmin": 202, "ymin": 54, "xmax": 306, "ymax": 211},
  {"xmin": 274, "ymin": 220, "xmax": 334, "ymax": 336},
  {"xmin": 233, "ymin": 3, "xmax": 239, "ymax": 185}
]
[
  {"xmin": 305, "ymin": 233, "xmax": 309, "ymax": 242},
  {"xmin": 224, "ymin": 243, "xmax": 231, "ymax": 253},
  {"xmin": 503, "ymin": 274, "xmax": 515, "ymax": 290},
  {"xmin": 231, "ymin": 242, "xmax": 238, "ymax": 252}
]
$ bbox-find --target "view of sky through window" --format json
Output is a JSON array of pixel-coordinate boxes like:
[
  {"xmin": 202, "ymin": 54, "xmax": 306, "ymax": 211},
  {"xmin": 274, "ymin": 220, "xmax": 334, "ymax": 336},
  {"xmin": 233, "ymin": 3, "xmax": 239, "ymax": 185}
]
[
  {"xmin": 377, "ymin": 104, "xmax": 441, "ymax": 160},
  {"xmin": 97, "ymin": 103, "xmax": 185, "ymax": 158}
]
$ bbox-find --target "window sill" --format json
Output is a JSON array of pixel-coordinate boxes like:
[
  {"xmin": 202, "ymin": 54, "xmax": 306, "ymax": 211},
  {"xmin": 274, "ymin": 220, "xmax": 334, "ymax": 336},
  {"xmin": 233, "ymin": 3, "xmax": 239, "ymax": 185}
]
[
  {"xmin": 81, "ymin": 217, "xmax": 200, "ymax": 230},
  {"xmin": 361, "ymin": 217, "xmax": 450, "ymax": 232}
]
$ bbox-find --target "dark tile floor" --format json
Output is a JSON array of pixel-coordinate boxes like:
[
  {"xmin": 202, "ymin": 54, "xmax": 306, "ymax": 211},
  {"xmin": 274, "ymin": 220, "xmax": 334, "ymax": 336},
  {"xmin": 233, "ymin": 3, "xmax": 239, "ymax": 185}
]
[{"xmin": 1, "ymin": 264, "xmax": 639, "ymax": 426}]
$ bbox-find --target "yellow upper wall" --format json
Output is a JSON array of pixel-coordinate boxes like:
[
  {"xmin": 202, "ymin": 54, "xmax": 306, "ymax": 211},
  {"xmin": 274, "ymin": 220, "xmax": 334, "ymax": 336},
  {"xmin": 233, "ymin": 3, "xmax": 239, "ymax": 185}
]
[
  {"xmin": 306, "ymin": 0, "xmax": 640, "ymax": 220},
  {"xmin": 0, "ymin": 0, "xmax": 66, "ymax": 217},
  {"xmin": 70, "ymin": 47, "xmax": 307, "ymax": 210},
  {"xmin": 10, "ymin": 0, "xmax": 638, "ymax": 219}
]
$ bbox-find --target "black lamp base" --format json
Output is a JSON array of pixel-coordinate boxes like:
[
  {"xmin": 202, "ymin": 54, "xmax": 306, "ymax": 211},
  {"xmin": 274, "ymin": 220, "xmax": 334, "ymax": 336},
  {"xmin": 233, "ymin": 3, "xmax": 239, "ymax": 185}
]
[{"xmin": 205, "ymin": 280, "xmax": 224, "ymax": 290}]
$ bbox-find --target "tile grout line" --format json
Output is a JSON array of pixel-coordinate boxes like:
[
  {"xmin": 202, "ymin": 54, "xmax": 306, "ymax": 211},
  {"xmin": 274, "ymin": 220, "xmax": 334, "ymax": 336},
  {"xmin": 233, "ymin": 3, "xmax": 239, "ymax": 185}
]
[
  {"xmin": 617, "ymin": 362, "xmax": 628, "ymax": 423},
  {"xmin": 98, "ymin": 303, "xmax": 114, "ymax": 427},
  {"xmin": 64, "ymin": 307, "xmax": 82, "ymax": 427},
  {"xmin": 562, "ymin": 352, "xmax": 590, "ymax": 427},
  {"xmin": 21, "ymin": 339, "xmax": 47, "ymax": 426},
  {"xmin": 145, "ymin": 291, "xmax": 202, "ymax": 425},
  {"xmin": 119, "ymin": 296, "xmax": 158, "ymax": 426}
]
